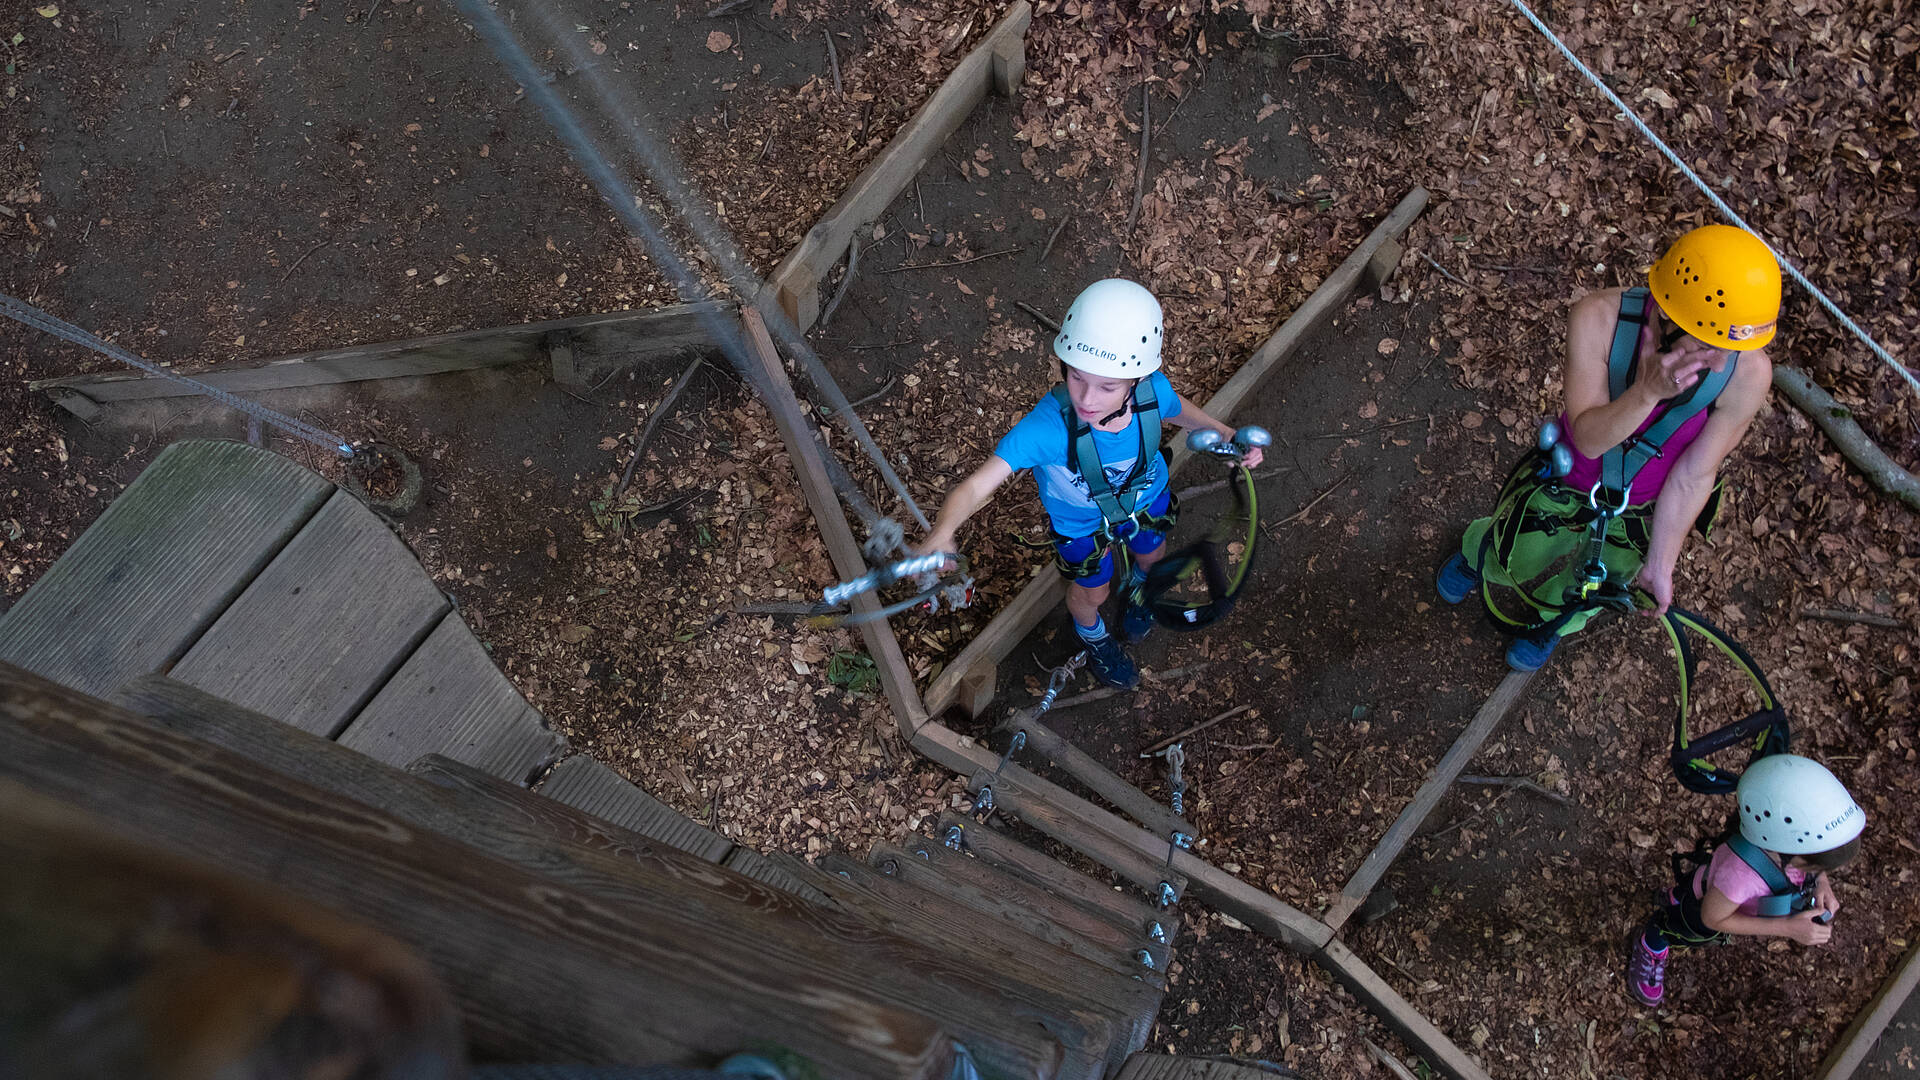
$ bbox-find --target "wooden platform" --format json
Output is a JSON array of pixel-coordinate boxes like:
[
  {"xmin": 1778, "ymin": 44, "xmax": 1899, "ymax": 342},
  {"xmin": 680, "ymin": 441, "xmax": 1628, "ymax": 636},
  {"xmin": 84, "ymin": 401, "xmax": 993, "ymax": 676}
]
[{"xmin": 0, "ymin": 439, "xmax": 648, "ymax": 805}]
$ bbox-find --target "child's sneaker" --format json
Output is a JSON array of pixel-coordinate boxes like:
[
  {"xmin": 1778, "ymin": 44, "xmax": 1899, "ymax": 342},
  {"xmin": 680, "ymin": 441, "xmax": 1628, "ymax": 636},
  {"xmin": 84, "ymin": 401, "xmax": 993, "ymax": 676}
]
[
  {"xmin": 1625, "ymin": 933, "xmax": 1668, "ymax": 1007},
  {"xmin": 1083, "ymin": 635, "xmax": 1140, "ymax": 690},
  {"xmin": 1505, "ymin": 630, "xmax": 1559, "ymax": 672},
  {"xmin": 1435, "ymin": 552, "xmax": 1481, "ymax": 604},
  {"xmin": 1121, "ymin": 586, "xmax": 1155, "ymax": 644}
]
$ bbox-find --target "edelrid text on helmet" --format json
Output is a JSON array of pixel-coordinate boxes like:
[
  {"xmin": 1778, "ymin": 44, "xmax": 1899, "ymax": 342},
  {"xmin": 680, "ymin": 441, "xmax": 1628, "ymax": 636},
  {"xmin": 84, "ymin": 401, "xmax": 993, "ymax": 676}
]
[{"xmin": 1052, "ymin": 279, "xmax": 1165, "ymax": 379}]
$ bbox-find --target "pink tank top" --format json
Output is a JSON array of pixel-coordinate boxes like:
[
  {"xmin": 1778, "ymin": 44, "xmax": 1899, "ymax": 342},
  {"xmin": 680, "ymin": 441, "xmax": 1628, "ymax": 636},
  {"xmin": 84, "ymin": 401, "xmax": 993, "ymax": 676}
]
[{"xmin": 1560, "ymin": 317, "xmax": 1713, "ymax": 504}]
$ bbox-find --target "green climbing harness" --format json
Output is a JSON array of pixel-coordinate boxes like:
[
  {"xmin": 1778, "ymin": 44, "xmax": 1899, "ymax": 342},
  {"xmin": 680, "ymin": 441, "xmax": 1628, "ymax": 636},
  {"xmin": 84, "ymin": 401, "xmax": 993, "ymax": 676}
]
[
  {"xmin": 1132, "ymin": 456, "xmax": 1261, "ymax": 631},
  {"xmin": 1467, "ymin": 287, "xmax": 1736, "ymax": 637}
]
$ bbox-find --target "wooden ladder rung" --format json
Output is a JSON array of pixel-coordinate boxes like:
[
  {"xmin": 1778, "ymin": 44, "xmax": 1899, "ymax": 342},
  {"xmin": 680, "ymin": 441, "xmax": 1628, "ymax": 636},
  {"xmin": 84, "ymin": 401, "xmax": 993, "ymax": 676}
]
[
  {"xmin": 967, "ymin": 768, "xmax": 1189, "ymax": 905},
  {"xmin": 999, "ymin": 717, "xmax": 1196, "ymax": 842},
  {"xmin": 935, "ymin": 813, "xmax": 1175, "ymax": 945},
  {"xmin": 868, "ymin": 840, "xmax": 1170, "ymax": 975}
]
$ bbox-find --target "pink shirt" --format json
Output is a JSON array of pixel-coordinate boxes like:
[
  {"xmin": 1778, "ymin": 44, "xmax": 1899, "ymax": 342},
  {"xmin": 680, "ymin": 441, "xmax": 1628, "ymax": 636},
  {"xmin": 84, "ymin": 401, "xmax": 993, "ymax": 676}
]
[
  {"xmin": 1560, "ymin": 318, "xmax": 1717, "ymax": 504},
  {"xmin": 1691, "ymin": 843, "xmax": 1807, "ymax": 918}
]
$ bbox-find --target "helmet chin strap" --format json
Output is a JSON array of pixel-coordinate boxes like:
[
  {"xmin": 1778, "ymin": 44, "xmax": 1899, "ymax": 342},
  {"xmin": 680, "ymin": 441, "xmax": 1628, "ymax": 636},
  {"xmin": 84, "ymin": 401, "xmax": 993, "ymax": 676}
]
[{"xmin": 1098, "ymin": 399, "xmax": 1132, "ymax": 426}]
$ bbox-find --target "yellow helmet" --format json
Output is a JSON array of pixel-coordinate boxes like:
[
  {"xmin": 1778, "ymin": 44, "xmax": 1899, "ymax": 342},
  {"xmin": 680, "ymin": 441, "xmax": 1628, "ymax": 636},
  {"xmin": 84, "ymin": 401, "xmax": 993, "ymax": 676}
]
[{"xmin": 1648, "ymin": 225, "xmax": 1782, "ymax": 351}]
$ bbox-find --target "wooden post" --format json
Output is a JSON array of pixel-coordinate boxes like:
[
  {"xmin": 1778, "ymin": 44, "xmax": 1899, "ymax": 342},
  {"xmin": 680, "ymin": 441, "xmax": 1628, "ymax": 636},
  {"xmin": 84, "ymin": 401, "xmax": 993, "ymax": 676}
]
[
  {"xmin": 1324, "ymin": 669, "xmax": 1536, "ymax": 932},
  {"xmin": 1815, "ymin": 938, "xmax": 1920, "ymax": 1080},
  {"xmin": 30, "ymin": 300, "xmax": 734, "ymax": 412},
  {"xmin": 922, "ymin": 186, "xmax": 1433, "ymax": 719},
  {"xmin": 739, "ymin": 309, "xmax": 930, "ymax": 737},
  {"xmin": 762, "ymin": 2, "xmax": 1033, "ymax": 331},
  {"xmin": 990, "ymin": 34, "xmax": 1026, "ymax": 98},
  {"xmin": 0, "ymin": 779, "xmax": 466, "ymax": 1079},
  {"xmin": 1313, "ymin": 940, "xmax": 1493, "ymax": 1080},
  {"xmin": 0, "ymin": 664, "xmax": 953, "ymax": 1080}
]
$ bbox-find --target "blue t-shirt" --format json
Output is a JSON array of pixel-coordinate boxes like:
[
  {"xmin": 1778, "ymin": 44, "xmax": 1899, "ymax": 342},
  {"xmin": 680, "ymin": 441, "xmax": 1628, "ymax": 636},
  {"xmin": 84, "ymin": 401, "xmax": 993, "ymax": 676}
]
[{"xmin": 993, "ymin": 371, "xmax": 1185, "ymax": 537}]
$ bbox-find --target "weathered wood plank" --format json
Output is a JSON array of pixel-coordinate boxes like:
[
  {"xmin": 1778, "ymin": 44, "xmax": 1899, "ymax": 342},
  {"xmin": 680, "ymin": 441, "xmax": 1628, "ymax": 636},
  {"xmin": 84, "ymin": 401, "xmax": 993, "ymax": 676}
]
[
  {"xmin": 337, "ymin": 610, "xmax": 565, "ymax": 785},
  {"xmin": 1324, "ymin": 668, "xmax": 1537, "ymax": 932},
  {"xmin": 0, "ymin": 440, "xmax": 332, "ymax": 698},
  {"xmin": 740, "ymin": 308, "xmax": 929, "ymax": 735},
  {"xmin": 171, "ymin": 488, "xmax": 450, "ymax": 738},
  {"xmin": 1117, "ymin": 1054, "xmax": 1312, "ymax": 1080},
  {"xmin": 1816, "ymin": 937, "xmax": 1920, "ymax": 1080},
  {"xmin": 724, "ymin": 845, "xmax": 835, "ymax": 906},
  {"xmin": 1001, "ymin": 715, "xmax": 1197, "ymax": 841},
  {"xmin": 1314, "ymin": 940, "xmax": 1493, "ymax": 1080},
  {"xmin": 31, "ymin": 301, "xmax": 734, "ymax": 405},
  {"xmin": 0, "ymin": 779, "xmax": 466, "ymax": 1078},
  {"xmin": 780, "ymin": 853, "xmax": 1136, "ymax": 1080},
  {"xmin": 922, "ymin": 186, "xmax": 1431, "ymax": 719},
  {"xmin": 935, "ymin": 813, "xmax": 1166, "ymax": 940},
  {"xmin": 99, "ymin": 678, "xmax": 1070, "ymax": 1080},
  {"xmin": 878, "ymin": 836, "xmax": 1170, "ymax": 969},
  {"xmin": 536, "ymin": 755, "xmax": 733, "ymax": 863},
  {"xmin": 762, "ymin": 3, "xmax": 1031, "ymax": 330},
  {"xmin": 0, "ymin": 665, "xmax": 955, "ymax": 1079}
]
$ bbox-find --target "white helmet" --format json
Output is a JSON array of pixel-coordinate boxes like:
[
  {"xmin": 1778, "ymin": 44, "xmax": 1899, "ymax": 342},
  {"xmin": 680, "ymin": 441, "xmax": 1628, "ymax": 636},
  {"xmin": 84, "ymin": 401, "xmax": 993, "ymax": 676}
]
[
  {"xmin": 1735, "ymin": 754, "xmax": 1865, "ymax": 855},
  {"xmin": 1052, "ymin": 279, "xmax": 1164, "ymax": 378}
]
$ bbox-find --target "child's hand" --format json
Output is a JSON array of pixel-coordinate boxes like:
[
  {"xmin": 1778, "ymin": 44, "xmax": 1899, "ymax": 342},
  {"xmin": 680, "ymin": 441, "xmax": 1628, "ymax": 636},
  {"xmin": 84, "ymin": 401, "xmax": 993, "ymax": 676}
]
[
  {"xmin": 1813, "ymin": 873, "xmax": 1841, "ymax": 918},
  {"xmin": 1242, "ymin": 447, "xmax": 1264, "ymax": 469},
  {"xmin": 913, "ymin": 533, "xmax": 960, "ymax": 573},
  {"xmin": 1788, "ymin": 907, "xmax": 1834, "ymax": 946}
]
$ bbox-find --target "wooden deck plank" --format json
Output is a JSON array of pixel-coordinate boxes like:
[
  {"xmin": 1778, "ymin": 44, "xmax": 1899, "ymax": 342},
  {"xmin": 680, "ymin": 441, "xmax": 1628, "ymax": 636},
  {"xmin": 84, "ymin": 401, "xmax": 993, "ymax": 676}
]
[
  {"xmin": 171, "ymin": 489, "xmax": 450, "ymax": 738},
  {"xmin": 337, "ymin": 610, "xmax": 565, "ymax": 785},
  {"xmin": 1117, "ymin": 1055, "xmax": 1313, "ymax": 1080},
  {"xmin": 0, "ymin": 440, "xmax": 332, "ymax": 698},
  {"xmin": 935, "ymin": 813, "xmax": 1166, "ymax": 938},
  {"xmin": 723, "ymin": 846, "xmax": 835, "ymax": 906},
  {"xmin": 1, "ymin": 665, "xmax": 955, "ymax": 1080},
  {"xmin": 31, "ymin": 301, "xmax": 733, "ymax": 406},
  {"xmin": 536, "ymin": 755, "xmax": 733, "ymax": 863}
]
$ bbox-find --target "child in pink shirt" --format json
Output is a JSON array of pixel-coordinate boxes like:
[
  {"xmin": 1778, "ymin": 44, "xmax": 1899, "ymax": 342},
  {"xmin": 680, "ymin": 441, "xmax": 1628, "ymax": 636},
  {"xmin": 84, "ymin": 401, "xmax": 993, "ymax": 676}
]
[{"xmin": 1626, "ymin": 754, "xmax": 1865, "ymax": 1007}]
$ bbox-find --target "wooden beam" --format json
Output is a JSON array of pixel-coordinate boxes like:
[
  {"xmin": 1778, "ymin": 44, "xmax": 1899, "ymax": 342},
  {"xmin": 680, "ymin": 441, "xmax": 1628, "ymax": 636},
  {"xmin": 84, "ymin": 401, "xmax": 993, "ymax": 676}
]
[
  {"xmin": 0, "ymin": 664, "xmax": 954, "ymax": 1080},
  {"xmin": 1000, "ymin": 714, "xmax": 1198, "ymax": 841},
  {"xmin": 763, "ymin": 2, "xmax": 1032, "ymax": 330},
  {"xmin": 914, "ymin": 720, "xmax": 1330, "ymax": 953},
  {"xmin": 111, "ymin": 675, "xmax": 1068, "ymax": 1080},
  {"xmin": 1816, "ymin": 937, "xmax": 1920, "ymax": 1080},
  {"xmin": 0, "ymin": 779, "xmax": 465, "ymax": 1078},
  {"xmin": 30, "ymin": 300, "xmax": 734, "ymax": 410},
  {"xmin": 740, "ymin": 308, "xmax": 929, "ymax": 736},
  {"xmin": 1324, "ymin": 668, "xmax": 1536, "ymax": 932},
  {"xmin": 1313, "ymin": 940, "xmax": 1493, "ymax": 1080},
  {"xmin": 922, "ymin": 185, "xmax": 1432, "ymax": 719}
]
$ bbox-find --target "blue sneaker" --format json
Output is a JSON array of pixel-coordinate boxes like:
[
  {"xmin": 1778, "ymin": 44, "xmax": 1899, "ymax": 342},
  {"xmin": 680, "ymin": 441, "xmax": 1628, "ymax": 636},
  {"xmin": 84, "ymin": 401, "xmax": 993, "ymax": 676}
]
[
  {"xmin": 1436, "ymin": 552, "xmax": 1481, "ymax": 604},
  {"xmin": 1121, "ymin": 585, "xmax": 1155, "ymax": 644},
  {"xmin": 1083, "ymin": 635, "xmax": 1140, "ymax": 690},
  {"xmin": 1505, "ymin": 631, "xmax": 1559, "ymax": 672}
]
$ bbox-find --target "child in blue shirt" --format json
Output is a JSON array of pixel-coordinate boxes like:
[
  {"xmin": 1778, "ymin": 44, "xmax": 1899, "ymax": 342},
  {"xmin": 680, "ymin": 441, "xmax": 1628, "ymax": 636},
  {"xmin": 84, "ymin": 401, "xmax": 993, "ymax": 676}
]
[{"xmin": 919, "ymin": 279, "xmax": 1262, "ymax": 688}]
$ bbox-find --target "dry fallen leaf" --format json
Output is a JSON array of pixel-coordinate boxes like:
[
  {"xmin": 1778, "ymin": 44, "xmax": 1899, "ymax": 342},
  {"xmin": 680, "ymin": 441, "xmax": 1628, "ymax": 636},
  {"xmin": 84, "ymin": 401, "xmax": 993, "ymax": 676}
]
[
  {"xmin": 706, "ymin": 30, "xmax": 733, "ymax": 52},
  {"xmin": 1377, "ymin": 337, "xmax": 1399, "ymax": 355}
]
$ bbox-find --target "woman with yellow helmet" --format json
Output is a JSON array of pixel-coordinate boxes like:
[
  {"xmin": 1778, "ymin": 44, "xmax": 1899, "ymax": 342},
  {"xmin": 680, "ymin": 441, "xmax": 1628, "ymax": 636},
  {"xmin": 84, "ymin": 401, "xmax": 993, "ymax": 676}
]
[{"xmin": 1435, "ymin": 225, "xmax": 1782, "ymax": 670}]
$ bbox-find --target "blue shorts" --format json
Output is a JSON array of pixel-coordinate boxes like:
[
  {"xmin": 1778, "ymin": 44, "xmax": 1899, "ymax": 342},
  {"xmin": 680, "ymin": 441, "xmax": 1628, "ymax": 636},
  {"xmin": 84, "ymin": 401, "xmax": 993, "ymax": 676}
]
[{"xmin": 1050, "ymin": 491, "xmax": 1178, "ymax": 587}]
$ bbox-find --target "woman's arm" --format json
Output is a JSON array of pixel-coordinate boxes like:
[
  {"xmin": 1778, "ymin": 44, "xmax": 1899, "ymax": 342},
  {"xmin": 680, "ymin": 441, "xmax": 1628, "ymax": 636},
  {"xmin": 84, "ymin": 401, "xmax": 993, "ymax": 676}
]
[
  {"xmin": 1633, "ymin": 350, "xmax": 1771, "ymax": 614},
  {"xmin": 917, "ymin": 455, "xmax": 1016, "ymax": 555},
  {"xmin": 1564, "ymin": 290, "xmax": 1725, "ymax": 458}
]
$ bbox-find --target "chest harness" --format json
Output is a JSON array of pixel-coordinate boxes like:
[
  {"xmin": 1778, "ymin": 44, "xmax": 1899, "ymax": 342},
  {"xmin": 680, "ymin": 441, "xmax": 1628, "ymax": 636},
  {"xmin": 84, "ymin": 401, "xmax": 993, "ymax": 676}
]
[
  {"xmin": 1050, "ymin": 380, "xmax": 1164, "ymax": 538},
  {"xmin": 1479, "ymin": 287, "xmax": 1738, "ymax": 635}
]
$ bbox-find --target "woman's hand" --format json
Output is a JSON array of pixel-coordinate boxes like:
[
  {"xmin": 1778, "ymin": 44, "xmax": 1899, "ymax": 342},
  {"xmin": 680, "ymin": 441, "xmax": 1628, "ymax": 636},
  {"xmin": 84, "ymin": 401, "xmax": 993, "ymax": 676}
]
[
  {"xmin": 1633, "ymin": 563, "xmax": 1674, "ymax": 617},
  {"xmin": 1633, "ymin": 337, "xmax": 1720, "ymax": 402},
  {"xmin": 1241, "ymin": 446, "xmax": 1264, "ymax": 469}
]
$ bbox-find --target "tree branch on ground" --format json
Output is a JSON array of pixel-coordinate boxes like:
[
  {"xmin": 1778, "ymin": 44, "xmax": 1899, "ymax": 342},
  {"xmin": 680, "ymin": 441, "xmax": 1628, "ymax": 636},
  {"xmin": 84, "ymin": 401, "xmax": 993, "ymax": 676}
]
[{"xmin": 1773, "ymin": 364, "xmax": 1920, "ymax": 512}]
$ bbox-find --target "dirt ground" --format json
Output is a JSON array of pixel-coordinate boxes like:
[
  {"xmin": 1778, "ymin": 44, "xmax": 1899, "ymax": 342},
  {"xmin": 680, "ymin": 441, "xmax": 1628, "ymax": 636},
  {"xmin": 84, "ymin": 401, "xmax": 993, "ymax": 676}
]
[{"xmin": 4, "ymin": 2, "xmax": 1918, "ymax": 1079}]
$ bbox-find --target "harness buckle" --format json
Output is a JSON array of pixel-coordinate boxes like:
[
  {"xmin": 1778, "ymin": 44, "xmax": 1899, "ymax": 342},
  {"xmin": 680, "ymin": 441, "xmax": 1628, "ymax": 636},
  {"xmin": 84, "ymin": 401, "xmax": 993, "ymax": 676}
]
[{"xmin": 1586, "ymin": 481, "xmax": 1632, "ymax": 516}]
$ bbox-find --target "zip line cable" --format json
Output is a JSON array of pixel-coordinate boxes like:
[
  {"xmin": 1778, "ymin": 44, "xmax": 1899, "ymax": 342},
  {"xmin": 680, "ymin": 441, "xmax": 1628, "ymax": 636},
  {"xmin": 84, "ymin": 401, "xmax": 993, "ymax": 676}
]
[
  {"xmin": 526, "ymin": 1, "xmax": 928, "ymax": 530},
  {"xmin": 0, "ymin": 292, "xmax": 354, "ymax": 457},
  {"xmin": 1505, "ymin": 0, "xmax": 1920, "ymax": 400},
  {"xmin": 456, "ymin": 0, "xmax": 928, "ymax": 531}
]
